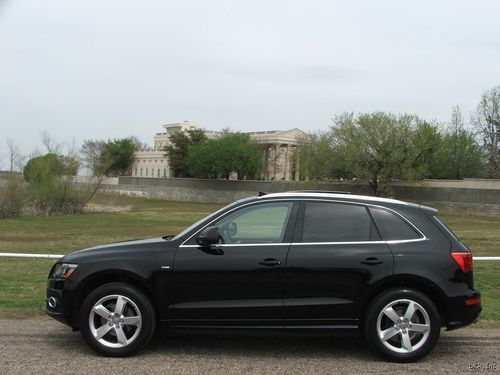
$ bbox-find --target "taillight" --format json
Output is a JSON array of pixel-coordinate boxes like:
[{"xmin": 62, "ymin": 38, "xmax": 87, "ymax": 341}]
[
  {"xmin": 451, "ymin": 251, "xmax": 473, "ymax": 273},
  {"xmin": 465, "ymin": 296, "xmax": 481, "ymax": 306}
]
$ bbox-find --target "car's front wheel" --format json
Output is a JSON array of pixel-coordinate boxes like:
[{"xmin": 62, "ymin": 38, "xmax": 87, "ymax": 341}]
[
  {"xmin": 365, "ymin": 288, "xmax": 440, "ymax": 362},
  {"xmin": 79, "ymin": 282, "xmax": 155, "ymax": 357}
]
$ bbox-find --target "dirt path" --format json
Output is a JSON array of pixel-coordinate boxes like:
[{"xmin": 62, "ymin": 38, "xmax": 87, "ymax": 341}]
[{"xmin": 0, "ymin": 318, "xmax": 498, "ymax": 374}]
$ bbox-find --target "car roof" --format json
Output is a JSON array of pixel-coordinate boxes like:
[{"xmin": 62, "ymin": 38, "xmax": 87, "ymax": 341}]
[{"xmin": 259, "ymin": 191, "xmax": 409, "ymax": 206}]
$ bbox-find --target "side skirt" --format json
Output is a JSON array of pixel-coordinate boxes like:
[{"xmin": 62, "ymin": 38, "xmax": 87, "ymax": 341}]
[{"xmin": 160, "ymin": 321, "xmax": 359, "ymax": 337}]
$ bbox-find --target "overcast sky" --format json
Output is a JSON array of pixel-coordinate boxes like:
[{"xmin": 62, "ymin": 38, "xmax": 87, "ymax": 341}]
[{"xmin": 1, "ymin": 0, "xmax": 499, "ymax": 168}]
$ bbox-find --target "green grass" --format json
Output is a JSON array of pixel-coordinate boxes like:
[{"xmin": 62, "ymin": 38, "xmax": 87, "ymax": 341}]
[
  {"xmin": 0, "ymin": 258, "xmax": 54, "ymax": 317},
  {"xmin": 0, "ymin": 194, "xmax": 498, "ymax": 321},
  {"xmin": 474, "ymin": 262, "xmax": 500, "ymax": 321},
  {"xmin": 439, "ymin": 213, "xmax": 500, "ymax": 256},
  {"xmin": 0, "ymin": 195, "xmax": 222, "ymax": 255}
]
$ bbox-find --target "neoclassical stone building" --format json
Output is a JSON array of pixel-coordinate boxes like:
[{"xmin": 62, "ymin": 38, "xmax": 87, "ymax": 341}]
[{"xmin": 132, "ymin": 121, "xmax": 308, "ymax": 181}]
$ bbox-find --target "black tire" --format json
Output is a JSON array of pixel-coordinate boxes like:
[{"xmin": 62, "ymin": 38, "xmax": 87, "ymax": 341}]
[
  {"xmin": 79, "ymin": 282, "xmax": 156, "ymax": 357},
  {"xmin": 364, "ymin": 288, "xmax": 440, "ymax": 362}
]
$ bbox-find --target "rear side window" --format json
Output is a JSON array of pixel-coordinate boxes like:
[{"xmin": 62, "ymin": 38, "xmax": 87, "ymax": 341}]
[
  {"xmin": 370, "ymin": 208, "xmax": 422, "ymax": 241},
  {"xmin": 302, "ymin": 202, "xmax": 379, "ymax": 242}
]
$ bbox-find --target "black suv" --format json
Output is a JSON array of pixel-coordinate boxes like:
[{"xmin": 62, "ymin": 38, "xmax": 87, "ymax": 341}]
[{"xmin": 45, "ymin": 192, "xmax": 481, "ymax": 362}]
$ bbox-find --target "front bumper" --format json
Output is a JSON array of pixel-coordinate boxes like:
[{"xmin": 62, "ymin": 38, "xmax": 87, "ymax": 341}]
[{"xmin": 44, "ymin": 278, "xmax": 73, "ymax": 327}]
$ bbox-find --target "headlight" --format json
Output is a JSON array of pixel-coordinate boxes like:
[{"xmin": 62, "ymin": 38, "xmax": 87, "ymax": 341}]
[{"xmin": 52, "ymin": 263, "xmax": 78, "ymax": 279}]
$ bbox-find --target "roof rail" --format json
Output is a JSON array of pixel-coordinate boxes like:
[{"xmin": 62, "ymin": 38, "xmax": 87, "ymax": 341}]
[
  {"xmin": 258, "ymin": 191, "xmax": 267, "ymax": 197},
  {"xmin": 290, "ymin": 190, "xmax": 351, "ymax": 194}
]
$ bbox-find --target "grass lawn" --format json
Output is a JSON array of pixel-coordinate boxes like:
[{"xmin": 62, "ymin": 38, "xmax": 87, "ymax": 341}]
[
  {"xmin": 0, "ymin": 194, "xmax": 498, "ymax": 321},
  {"xmin": 0, "ymin": 195, "xmax": 222, "ymax": 255},
  {"xmin": 439, "ymin": 213, "xmax": 500, "ymax": 257}
]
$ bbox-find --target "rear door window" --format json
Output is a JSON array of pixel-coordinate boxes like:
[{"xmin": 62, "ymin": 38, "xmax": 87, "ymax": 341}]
[{"xmin": 301, "ymin": 202, "xmax": 379, "ymax": 242}]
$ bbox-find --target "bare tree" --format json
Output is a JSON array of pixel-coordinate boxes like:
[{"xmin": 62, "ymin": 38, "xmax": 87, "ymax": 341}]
[
  {"xmin": 40, "ymin": 130, "xmax": 63, "ymax": 154},
  {"xmin": 129, "ymin": 135, "xmax": 149, "ymax": 150},
  {"xmin": 80, "ymin": 139, "xmax": 107, "ymax": 176},
  {"xmin": 220, "ymin": 127, "xmax": 233, "ymax": 137},
  {"xmin": 472, "ymin": 85, "xmax": 500, "ymax": 177},
  {"xmin": 6, "ymin": 138, "xmax": 24, "ymax": 172}
]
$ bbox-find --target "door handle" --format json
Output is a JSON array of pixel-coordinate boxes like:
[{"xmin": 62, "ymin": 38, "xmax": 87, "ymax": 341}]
[
  {"xmin": 361, "ymin": 257, "xmax": 383, "ymax": 265},
  {"xmin": 259, "ymin": 258, "xmax": 281, "ymax": 266}
]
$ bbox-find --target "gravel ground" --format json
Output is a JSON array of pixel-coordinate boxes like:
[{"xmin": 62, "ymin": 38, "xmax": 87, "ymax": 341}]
[{"xmin": 0, "ymin": 318, "xmax": 498, "ymax": 374}]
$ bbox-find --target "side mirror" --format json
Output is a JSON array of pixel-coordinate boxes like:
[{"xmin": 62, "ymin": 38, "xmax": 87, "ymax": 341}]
[{"xmin": 196, "ymin": 226, "xmax": 220, "ymax": 246}]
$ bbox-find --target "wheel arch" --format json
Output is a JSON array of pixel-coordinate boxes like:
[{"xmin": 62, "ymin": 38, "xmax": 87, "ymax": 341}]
[
  {"xmin": 359, "ymin": 274, "xmax": 448, "ymax": 327},
  {"xmin": 71, "ymin": 270, "xmax": 157, "ymax": 330}
]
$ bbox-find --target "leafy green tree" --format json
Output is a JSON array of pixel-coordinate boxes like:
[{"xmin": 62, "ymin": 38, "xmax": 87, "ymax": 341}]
[
  {"xmin": 406, "ymin": 120, "xmax": 442, "ymax": 179},
  {"xmin": 430, "ymin": 106, "xmax": 483, "ymax": 179},
  {"xmin": 217, "ymin": 133, "xmax": 262, "ymax": 179},
  {"xmin": 295, "ymin": 132, "xmax": 351, "ymax": 181},
  {"xmin": 81, "ymin": 138, "xmax": 136, "ymax": 177},
  {"xmin": 186, "ymin": 141, "xmax": 220, "ymax": 179},
  {"xmin": 163, "ymin": 129, "xmax": 207, "ymax": 177},
  {"xmin": 329, "ymin": 112, "xmax": 439, "ymax": 196},
  {"xmin": 102, "ymin": 138, "xmax": 136, "ymax": 176},
  {"xmin": 187, "ymin": 133, "xmax": 262, "ymax": 179}
]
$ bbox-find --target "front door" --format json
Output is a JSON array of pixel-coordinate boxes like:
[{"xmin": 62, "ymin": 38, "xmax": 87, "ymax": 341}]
[{"xmin": 171, "ymin": 201, "xmax": 297, "ymax": 327}]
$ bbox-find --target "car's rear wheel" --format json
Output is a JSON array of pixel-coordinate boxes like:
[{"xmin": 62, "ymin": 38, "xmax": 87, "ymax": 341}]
[
  {"xmin": 365, "ymin": 288, "xmax": 440, "ymax": 362},
  {"xmin": 79, "ymin": 282, "xmax": 155, "ymax": 357}
]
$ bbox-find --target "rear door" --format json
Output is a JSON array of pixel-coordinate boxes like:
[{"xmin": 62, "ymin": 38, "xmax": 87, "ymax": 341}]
[{"xmin": 284, "ymin": 200, "xmax": 394, "ymax": 327}]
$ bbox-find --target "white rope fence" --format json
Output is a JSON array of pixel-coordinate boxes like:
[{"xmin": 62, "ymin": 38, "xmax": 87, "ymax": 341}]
[
  {"xmin": 0, "ymin": 252, "xmax": 63, "ymax": 259},
  {"xmin": 0, "ymin": 252, "xmax": 499, "ymax": 261}
]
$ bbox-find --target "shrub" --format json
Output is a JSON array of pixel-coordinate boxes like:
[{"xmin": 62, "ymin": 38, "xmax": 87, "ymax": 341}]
[
  {"xmin": 0, "ymin": 174, "xmax": 26, "ymax": 219},
  {"xmin": 27, "ymin": 178, "xmax": 86, "ymax": 215}
]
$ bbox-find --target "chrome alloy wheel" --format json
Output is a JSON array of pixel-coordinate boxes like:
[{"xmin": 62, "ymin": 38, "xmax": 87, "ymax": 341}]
[
  {"xmin": 88, "ymin": 294, "xmax": 142, "ymax": 349},
  {"xmin": 376, "ymin": 299, "xmax": 431, "ymax": 354}
]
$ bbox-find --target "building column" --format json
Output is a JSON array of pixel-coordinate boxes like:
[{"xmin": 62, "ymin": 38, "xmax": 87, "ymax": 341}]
[
  {"xmin": 263, "ymin": 145, "xmax": 270, "ymax": 180},
  {"xmin": 283, "ymin": 144, "xmax": 288, "ymax": 180},
  {"xmin": 273, "ymin": 144, "xmax": 280, "ymax": 180},
  {"xmin": 286, "ymin": 144, "xmax": 294, "ymax": 180},
  {"xmin": 295, "ymin": 148, "xmax": 300, "ymax": 181}
]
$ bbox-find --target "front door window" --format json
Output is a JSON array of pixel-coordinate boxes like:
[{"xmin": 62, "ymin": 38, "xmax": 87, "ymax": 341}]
[{"xmin": 215, "ymin": 202, "xmax": 293, "ymax": 244}]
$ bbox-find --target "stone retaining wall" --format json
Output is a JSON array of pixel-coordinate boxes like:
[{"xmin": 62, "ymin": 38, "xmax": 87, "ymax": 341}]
[{"xmin": 94, "ymin": 177, "xmax": 500, "ymax": 216}]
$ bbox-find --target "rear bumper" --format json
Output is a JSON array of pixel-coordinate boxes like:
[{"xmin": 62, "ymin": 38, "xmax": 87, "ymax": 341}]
[{"xmin": 445, "ymin": 292, "xmax": 482, "ymax": 331}]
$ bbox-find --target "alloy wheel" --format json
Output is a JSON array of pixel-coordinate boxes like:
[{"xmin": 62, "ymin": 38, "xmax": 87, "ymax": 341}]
[
  {"xmin": 88, "ymin": 294, "xmax": 142, "ymax": 349},
  {"xmin": 376, "ymin": 298, "xmax": 431, "ymax": 354}
]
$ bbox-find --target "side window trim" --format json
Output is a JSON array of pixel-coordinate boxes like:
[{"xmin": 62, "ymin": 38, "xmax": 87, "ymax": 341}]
[
  {"xmin": 282, "ymin": 201, "xmax": 300, "ymax": 243},
  {"xmin": 179, "ymin": 198, "xmax": 427, "ymax": 247},
  {"xmin": 291, "ymin": 201, "xmax": 306, "ymax": 243},
  {"xmin": 366, "ymin": 205, "xmax": 383, "ymax": 241}
]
